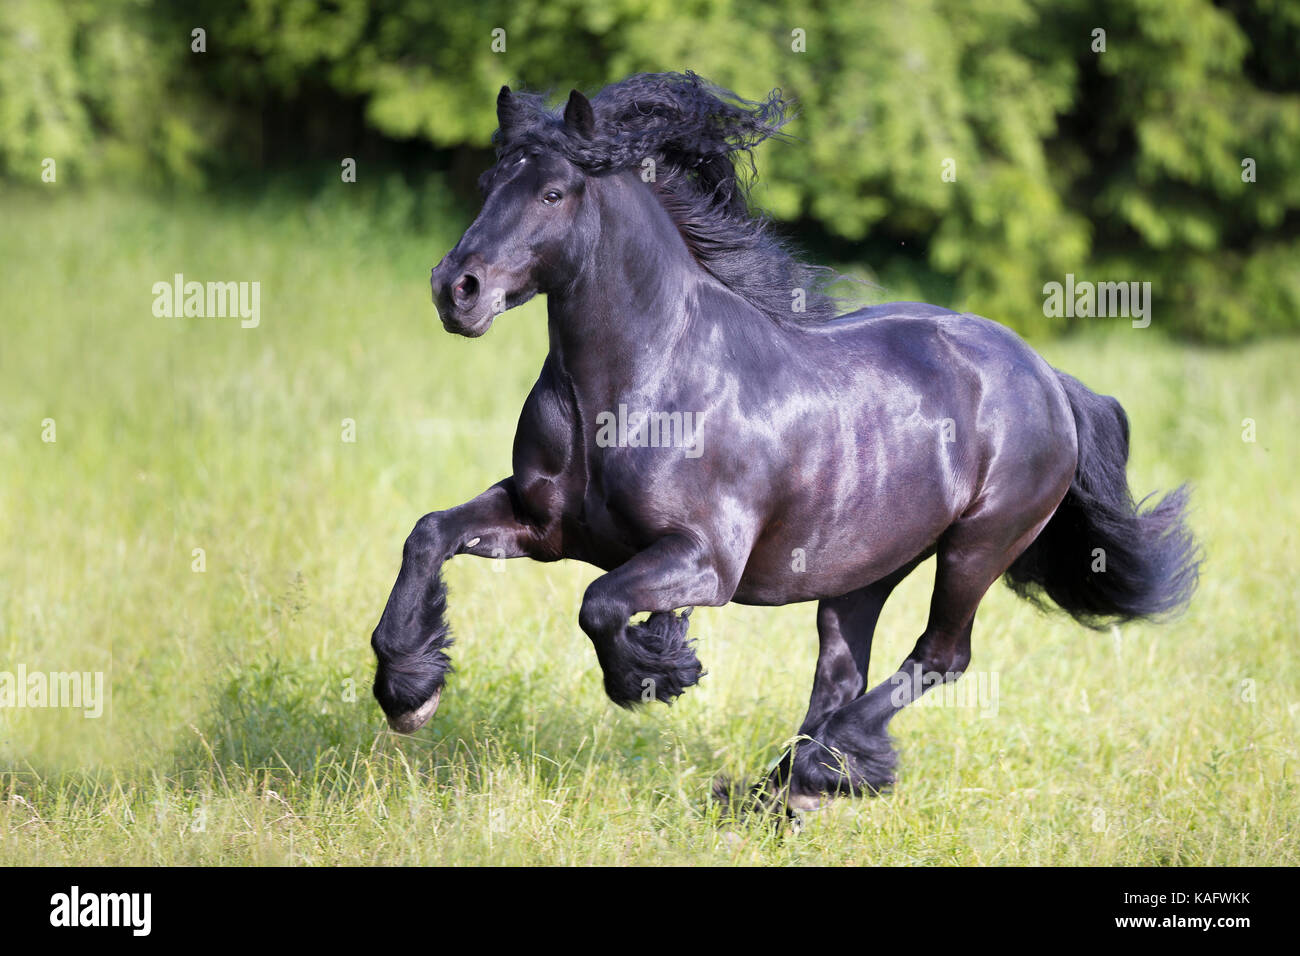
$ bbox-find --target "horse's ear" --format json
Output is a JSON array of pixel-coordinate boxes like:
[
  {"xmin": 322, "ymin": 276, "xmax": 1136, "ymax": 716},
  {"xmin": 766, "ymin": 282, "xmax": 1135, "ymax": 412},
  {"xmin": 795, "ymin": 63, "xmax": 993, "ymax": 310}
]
[
  {"xmin": 497, "ymin": 85, "xmax": 520, "ymax": 133},
  {"xmin": 563, "ymin": 89, "xmax": 596, "ymax": 138}
]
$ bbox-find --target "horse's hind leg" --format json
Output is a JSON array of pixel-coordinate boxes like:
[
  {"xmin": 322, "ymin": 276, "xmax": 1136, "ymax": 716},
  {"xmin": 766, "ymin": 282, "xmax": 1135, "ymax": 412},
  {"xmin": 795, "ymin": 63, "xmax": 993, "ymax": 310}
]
[
  {"xmin": 750, "ymin": 560, "xmax": 922, "ymax": 806},
  {"xmin": 798, "ymin": 559, "xmax": 926, "ymax": 734},
  {"xmin": 787, "ymin": 511, "xmax": 1054, "ymax": 807}
]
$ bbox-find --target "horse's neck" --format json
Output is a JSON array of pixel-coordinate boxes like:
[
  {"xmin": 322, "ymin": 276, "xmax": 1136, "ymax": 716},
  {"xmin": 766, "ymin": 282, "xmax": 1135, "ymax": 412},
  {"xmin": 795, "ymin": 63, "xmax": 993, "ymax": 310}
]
[{"xmin": 545, "ymin": 174, "xmax": 771, "ymax": 397}]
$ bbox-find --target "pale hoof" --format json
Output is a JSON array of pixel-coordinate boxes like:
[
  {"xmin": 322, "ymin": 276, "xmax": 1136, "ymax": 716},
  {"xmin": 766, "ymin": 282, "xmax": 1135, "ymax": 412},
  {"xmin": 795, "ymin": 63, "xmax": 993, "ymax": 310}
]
[
  {"xmin": 786, "ymin": 790, "xmax": 825, "ymax": 812},
  {"xmin": 387, "ymin": 687, "xmax": 442, "ymax": 734}
]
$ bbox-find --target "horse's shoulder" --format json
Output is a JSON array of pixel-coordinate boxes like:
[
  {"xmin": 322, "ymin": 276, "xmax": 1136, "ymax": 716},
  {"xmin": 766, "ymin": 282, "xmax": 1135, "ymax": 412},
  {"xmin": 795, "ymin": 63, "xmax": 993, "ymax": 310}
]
[{"xmin": 513, "ymin": 357, "xmax": 579, "ymax": 470}]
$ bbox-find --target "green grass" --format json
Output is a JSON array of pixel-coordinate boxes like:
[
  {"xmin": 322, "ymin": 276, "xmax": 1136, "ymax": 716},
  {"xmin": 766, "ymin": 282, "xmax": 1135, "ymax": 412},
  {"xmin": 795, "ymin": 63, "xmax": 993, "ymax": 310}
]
[{"xmin": 1, "ymin": 187, "xmax": 1296, "ymax": 865}]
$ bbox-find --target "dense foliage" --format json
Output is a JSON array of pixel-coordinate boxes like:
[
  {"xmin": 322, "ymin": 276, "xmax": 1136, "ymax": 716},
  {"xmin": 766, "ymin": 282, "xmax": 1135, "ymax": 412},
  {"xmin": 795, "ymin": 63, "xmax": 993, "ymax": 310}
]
[{"xmin": 3, "ymin": 0, "xmax": 1297, "ymax": 340}]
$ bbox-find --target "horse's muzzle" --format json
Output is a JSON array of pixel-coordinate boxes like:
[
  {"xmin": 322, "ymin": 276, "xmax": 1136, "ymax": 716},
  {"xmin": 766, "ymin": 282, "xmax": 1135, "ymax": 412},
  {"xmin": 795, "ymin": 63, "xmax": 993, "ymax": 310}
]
[{"xmin": 431, "ymin": 259, "xmax": 493, "ymax": 336}]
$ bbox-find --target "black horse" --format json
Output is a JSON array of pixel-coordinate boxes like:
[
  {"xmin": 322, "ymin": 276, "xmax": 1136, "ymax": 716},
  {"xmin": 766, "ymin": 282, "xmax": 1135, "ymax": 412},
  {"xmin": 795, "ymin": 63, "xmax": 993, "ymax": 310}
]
[{"xmin": 370, "ymin": 72, "xmax": 1200, "ymax": 810}]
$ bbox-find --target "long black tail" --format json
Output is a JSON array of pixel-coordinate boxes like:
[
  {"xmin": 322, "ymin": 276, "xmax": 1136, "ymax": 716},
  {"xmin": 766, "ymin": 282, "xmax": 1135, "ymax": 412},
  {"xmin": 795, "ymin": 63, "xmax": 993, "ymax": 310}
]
[{"xmin": 1004, "ymin": 371, "xmax": 1201, "ymax": 628}]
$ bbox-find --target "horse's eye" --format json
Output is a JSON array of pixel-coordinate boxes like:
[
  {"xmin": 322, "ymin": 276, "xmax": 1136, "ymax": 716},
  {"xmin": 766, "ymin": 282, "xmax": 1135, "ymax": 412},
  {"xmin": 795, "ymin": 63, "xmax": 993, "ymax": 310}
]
[{"xmin": 542, "ymin": 190, "xmax": 562, "ymax": 205}]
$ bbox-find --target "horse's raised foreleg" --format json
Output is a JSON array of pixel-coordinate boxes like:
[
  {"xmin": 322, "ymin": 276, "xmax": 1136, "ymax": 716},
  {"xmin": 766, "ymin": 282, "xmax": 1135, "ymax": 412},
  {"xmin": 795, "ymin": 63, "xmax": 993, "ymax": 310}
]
[
  {"xmin": 578, "ymin": 535, "xmax": 734, "ymax": 706},
  {"xmin": 371, "ymin": 478, "xmax": 556, "ymax": 732}
]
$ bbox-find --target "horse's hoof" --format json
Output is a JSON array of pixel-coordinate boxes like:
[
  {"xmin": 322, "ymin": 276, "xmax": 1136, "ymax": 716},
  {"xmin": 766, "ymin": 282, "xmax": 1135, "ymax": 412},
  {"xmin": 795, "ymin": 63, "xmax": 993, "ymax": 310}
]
[
  {"xmin": 786, "ymin": 791, "xmax": 825, "ymax": 812},
  {"xmin": 387, "ymin": 687, "xmax": 442, "ymax": 734}
]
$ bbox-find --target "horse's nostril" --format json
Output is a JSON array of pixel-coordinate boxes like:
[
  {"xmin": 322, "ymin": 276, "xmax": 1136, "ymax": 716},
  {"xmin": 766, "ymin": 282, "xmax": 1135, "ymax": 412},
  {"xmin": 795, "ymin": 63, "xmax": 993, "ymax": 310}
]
[{"xmin": 453, "ymin": 273, "xmax": 480, "ymax": 303}]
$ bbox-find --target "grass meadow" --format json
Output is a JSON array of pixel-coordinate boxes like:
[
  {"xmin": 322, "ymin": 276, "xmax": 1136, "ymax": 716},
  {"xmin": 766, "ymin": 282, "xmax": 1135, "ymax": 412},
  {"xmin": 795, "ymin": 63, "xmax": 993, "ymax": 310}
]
[{"xmin": 1, "ymin": 186, "xmax": 1297, "ymax": 865}]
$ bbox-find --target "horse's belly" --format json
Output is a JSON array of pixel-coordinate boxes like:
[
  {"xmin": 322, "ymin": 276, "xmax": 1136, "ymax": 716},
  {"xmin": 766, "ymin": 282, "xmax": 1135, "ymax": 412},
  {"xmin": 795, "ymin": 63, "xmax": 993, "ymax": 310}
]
[{"xmin": 730, "ymin": 490, "xmax": 952, "ymax": 605}]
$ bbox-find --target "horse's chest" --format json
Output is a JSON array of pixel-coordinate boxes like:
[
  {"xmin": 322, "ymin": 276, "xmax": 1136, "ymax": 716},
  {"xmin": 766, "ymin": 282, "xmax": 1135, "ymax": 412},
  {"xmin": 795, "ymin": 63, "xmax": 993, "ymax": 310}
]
[{"xmin": 515, "ymin": 368, "xmax": 710, "ymax": 547}]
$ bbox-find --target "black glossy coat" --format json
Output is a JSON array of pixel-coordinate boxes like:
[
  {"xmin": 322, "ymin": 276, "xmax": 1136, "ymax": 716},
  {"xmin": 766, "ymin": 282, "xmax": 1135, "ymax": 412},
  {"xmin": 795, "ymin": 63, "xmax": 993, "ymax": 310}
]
[{"xmin": 370, "ymin": 80, "xmax": 1199, "ymax": 808}]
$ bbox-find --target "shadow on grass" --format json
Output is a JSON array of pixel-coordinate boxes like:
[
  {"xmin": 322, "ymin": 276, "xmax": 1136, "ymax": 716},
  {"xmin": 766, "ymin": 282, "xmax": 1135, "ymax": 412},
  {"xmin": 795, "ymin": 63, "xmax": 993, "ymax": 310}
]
[
  {"xmin": 1, "ymin": 633, "xmax": 799, "ymax": 830},
  {"xmin": 150, "ymin": 651, "xmax": 786, "ymax": 817}
]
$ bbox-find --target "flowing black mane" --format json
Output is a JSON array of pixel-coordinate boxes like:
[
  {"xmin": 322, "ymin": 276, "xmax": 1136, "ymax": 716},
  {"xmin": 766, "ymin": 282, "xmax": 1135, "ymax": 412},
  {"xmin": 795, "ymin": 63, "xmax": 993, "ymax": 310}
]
[{"xmin": 490, "ymin": 71, "xmax": 839, "ymax": 324}]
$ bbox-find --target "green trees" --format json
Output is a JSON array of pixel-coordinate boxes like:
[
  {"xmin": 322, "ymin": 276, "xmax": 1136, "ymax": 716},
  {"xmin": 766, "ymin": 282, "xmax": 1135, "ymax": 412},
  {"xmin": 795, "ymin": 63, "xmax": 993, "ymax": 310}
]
[
  {"xmin": 3, "ymin": 0, "xmax": 1296, "ymax": 340},
  {"xmin": 0, "ymin": 0, "xmax": 207, "ymax": 186}
]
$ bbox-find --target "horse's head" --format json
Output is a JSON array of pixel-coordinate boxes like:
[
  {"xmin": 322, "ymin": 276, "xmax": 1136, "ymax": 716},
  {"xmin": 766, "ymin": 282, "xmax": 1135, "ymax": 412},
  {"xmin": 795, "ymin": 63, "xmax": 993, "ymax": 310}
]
[
  {"xmin": 433, "ymin": 73, "xmax": 835, "ymax": 336},
  {"xmin": 431, "ymin": 87, "xmax": 601, "ymax": 337}
]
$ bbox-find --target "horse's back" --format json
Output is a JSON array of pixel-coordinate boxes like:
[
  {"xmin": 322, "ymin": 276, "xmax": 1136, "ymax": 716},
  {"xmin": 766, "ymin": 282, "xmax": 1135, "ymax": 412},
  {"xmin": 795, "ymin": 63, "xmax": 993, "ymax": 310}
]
[
  {"xmin": 823, "ymin": 301, "xmax": 1033, "ymax": 351},
  {"xmin": 814, "ymin": 302, "xmax": 1065, "ymax": 395},
  {"xmin": 829, "ymin": 300, "xmax": 955, "ymax": 325}
]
